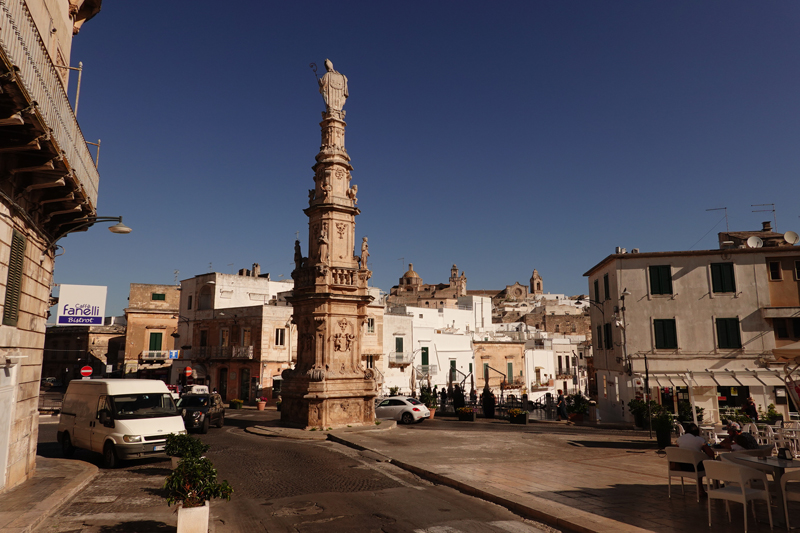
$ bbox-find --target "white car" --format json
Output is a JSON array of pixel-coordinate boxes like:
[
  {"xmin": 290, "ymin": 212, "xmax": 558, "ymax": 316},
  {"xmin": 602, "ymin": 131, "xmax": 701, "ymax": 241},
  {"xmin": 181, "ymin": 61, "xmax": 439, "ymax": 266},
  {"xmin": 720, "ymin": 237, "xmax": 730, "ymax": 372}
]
[{"xmin": 375, "ymin": 396, "xmax": 430, "ymax": 424}]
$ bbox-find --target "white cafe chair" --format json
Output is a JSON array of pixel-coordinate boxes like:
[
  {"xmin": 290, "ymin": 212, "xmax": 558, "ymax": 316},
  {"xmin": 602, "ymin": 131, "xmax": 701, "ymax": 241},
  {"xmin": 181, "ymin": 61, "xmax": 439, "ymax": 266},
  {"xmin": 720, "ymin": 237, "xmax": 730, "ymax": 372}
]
[
  {"xmin": 665, "ymin": 446, "xmax": 708, "ymax": 502},
  {"xmin": 781, "ymin": 469, "xmax": 800, "ymax": 531},
  {"xmin": 704, "ymin": 460, "xmax": 773, "ymax": 533}
]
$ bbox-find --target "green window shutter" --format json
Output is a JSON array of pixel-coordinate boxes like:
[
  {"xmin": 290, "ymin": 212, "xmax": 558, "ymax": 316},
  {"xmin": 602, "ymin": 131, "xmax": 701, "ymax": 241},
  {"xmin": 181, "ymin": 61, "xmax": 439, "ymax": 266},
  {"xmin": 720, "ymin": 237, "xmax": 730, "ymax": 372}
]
[
  {"xmin": 149, "ymin": 332, "xmax": 163, "ymax": 351},
  {"xmin": 507, "ymin": 362, "xmax": 513, "ymax": 381},
  {"xmin": 649, "ymin": 265, "xmax": 672, "ymax": 295},
  {"xmin": 711, "ymin": 263, "xmax": 735, "ymax": 293},
  {"xmin": 596, "ymin": 325, "xmax": 603, "ymax": 351},
  {"xmin": 395, "ymin": 337, "xmax": 403, "ymax": 353},
  {"xmin": 716, "ymin": 318, "xmax": 741, "ymax": 349},
  {"xmin": 603, "ymin": 274, "xmax": 610, "ymax": 301},
  {"xmin": 3, "ymin": 230, "xmax": 26, "ymax": 327},
  {"xmin": 604, "ymin": 323, "xmax": 612, "ymax": 349},
  {"xmin": 483, "ymin": 363, "xmax": 489, "ymax": 381},
  {"xmin": 594, "ymin": 280, "xmax": 600, "ymax": 302},
  {"xmin": 151, "ymin": 293, "xmax": 166, "ymax": 301},
  {"xmin": 654, "ymin": 319, "xmax": 677, "ymax": 349},
  {"xmin": 421, "ymin": 347, "xmax": 429, "ymax": 366},
  {"xmin": 468, "ymin": 363, "xmax": 472, "ymax": 374}
]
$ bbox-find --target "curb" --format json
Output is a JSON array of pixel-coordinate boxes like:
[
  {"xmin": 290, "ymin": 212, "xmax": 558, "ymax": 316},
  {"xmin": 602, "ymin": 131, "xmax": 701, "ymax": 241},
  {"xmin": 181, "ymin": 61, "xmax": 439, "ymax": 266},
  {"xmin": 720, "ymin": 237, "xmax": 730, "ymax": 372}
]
[
  {"xmin": 9, "ymin": 457, "xmax": 98, "ymax": 533},
  {"xmin": 244, "ymin": 420, "xmax": 396, "ymax": 441},
  {"xmin": 327, "ymin": 435, "xmax": 649, "ymax": 533}
]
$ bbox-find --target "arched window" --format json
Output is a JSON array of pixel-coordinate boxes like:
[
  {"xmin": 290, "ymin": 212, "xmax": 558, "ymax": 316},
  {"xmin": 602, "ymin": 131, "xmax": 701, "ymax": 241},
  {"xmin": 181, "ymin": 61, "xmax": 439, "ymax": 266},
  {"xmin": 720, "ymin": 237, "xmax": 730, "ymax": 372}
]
[{"xmin": 198, "ymin": 285, "xmax": 214, "ymax": 310}]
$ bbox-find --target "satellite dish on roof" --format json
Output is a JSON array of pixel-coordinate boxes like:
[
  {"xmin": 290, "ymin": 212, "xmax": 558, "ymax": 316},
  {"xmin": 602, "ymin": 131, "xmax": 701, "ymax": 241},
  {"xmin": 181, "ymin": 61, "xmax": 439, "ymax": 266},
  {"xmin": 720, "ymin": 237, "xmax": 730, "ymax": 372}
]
[
  {"xmin": 747, "ymin": 236, "xmax": 764, "ymax": 248},
  {"xmin": 785, "ymin": 231, "xmax": 800, "ymax": 245}
]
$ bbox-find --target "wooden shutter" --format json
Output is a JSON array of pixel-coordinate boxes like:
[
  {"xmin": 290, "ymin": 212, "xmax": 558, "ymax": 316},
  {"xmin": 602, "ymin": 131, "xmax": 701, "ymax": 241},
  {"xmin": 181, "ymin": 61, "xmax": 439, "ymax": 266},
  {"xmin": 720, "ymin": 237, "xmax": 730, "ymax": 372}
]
[
  {"xmin": 711, "ymin": 263, "xmax": 735, "ymax": 293},
  {"xmin": 654, "ymin": 319, "xmax": 677, "ymax": 349},
  {"xmin": 421, "ymin": 347, "xmax": 429, "ymax": 366},
  {"xmin": 3, "ymin": 230, "xmax": 26, "ymax": 327},
  {"xmin": 395, "ymin": 336, "xmax": 403, "ymax": 353},
  {"xmin": 649, "ymin": 265, "xmax": 672, "ymax": 295},
  {"xmin": 149, "ymin": 332, "xmax": 163, "ymax": 351},
  {"xmin": 716, "ymin": 318, "xmax": 741, "ymax": 349}
]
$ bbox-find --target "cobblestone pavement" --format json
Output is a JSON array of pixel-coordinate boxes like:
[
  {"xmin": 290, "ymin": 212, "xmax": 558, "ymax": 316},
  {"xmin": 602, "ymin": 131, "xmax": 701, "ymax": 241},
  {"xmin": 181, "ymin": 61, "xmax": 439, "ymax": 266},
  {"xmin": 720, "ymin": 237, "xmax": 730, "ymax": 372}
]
[{"xmin": 36, "ymin": 411, "xmax": 556, "ymax": 533}]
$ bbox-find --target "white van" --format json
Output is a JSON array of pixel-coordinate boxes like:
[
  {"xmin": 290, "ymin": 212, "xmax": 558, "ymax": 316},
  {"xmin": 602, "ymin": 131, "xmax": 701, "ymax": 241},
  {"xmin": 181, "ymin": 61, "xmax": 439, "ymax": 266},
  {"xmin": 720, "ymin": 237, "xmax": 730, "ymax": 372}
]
[{"xmin": 57, "ymin": 379, "xmax": 186, "ymax": 468}]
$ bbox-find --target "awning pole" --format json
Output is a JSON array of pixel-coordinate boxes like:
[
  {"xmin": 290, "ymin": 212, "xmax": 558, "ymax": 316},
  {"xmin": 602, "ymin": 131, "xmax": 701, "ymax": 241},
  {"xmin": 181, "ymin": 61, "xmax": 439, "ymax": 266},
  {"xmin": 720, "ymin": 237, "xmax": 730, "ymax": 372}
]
[{"xmin": 687, "ymin": 374, "xmax": 698, "ymax": 426}]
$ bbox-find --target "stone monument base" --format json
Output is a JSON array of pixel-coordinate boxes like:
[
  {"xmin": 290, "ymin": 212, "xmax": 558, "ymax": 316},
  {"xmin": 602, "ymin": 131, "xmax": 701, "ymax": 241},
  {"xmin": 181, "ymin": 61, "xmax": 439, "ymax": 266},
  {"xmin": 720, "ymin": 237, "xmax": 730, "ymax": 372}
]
[{"xmin": 280, "ymin": 376, "xmax": 377, "ymax": 429}]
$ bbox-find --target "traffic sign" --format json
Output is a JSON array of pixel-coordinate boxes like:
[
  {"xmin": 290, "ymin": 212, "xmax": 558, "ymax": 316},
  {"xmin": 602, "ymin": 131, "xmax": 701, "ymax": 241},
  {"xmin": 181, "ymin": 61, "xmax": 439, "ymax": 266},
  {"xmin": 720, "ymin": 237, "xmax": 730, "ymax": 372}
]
[
  {"xmin": 184, "ymin": 366, "xmax": 193, "ymax": 377},
  {"xmin": 80, "ymin": 366, "xmax": 92, "ymax": 377}
]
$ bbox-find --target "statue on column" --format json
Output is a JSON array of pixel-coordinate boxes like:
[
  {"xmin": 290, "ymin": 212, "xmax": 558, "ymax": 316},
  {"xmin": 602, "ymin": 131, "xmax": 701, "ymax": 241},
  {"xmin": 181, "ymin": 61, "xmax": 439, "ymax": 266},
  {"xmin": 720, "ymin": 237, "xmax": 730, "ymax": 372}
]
[
  {"xmin": 360, "ymin": 237, "xmax": 369, "ymax": 269},
  {"xmin": 319, "ymin": 59, "xmax": 348, "ymax": 112},
  {"xmin": 294, "ymin": 240, "xmax": 303, "ymax": 270},
  {"xmin": 318, "ymin": 228, "xmax": 329, "ymax": 263}
]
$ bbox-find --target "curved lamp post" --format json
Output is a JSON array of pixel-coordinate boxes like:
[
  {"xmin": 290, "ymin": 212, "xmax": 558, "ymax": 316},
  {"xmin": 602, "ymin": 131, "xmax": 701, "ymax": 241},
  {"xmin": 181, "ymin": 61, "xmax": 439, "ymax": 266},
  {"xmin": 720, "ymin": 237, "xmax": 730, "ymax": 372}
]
[{"xmin": 49, "ymin": 215, "xmax": 131, "ymax": 249}]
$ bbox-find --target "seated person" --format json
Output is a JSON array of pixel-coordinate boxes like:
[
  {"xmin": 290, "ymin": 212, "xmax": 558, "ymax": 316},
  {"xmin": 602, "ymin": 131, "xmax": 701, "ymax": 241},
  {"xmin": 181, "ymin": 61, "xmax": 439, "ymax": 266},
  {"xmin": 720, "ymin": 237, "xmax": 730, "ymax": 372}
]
[
  {"xmin": 720, "ymin": 422, "xmax": 759, "ymax": 450},
  {"xmin": 675, "ymin": 423, "xmax": 716, "ymax": 495},
  {"xmin": 732, "ymin": 432, "xmax": 760, "ymax": 451}
]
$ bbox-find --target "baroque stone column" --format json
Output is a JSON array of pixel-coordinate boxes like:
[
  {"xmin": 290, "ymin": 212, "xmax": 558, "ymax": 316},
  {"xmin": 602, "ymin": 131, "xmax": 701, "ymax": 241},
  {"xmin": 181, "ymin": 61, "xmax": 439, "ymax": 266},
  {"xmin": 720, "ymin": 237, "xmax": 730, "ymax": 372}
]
[{"xmin": 282, "ymin": 60, "xmax": 377, "ymax": 429}]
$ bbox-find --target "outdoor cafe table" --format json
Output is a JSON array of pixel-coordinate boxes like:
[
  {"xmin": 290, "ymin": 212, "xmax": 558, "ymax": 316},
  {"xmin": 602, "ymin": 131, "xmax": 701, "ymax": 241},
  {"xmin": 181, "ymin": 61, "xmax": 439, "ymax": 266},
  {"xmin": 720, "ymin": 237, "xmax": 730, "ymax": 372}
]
[{"xmin": 735, "ymin": 455, "xmax": 800, "ymax": 525}]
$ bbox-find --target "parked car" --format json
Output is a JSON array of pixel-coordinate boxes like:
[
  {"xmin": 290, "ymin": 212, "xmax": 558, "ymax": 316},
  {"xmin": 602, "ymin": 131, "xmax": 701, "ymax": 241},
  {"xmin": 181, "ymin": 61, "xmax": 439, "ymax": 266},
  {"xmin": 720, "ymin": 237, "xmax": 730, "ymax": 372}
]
[
  {"xmin": 176, "ymin": 392, "xmax": 225, "ymax": 433},
  {"xmin": 41, "ymin": 377, "xmax": 62, "ymax": 388},
  {"xmin": 375, "ymin": 396, "xmax": 430, "ymax": 424}
]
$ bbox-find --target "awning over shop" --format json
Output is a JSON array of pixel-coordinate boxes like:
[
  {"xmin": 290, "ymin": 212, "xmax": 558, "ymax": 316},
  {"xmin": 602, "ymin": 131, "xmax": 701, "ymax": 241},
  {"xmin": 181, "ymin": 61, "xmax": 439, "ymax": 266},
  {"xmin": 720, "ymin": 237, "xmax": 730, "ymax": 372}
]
[{"xmin": 636, "ymin": 370, "xmax": 785, "ymax": 389}]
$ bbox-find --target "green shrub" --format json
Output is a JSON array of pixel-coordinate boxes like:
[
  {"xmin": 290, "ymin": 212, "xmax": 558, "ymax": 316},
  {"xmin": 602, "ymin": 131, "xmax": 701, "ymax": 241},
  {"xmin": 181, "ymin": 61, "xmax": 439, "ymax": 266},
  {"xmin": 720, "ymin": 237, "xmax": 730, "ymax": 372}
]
[
  {"xmin": 419, "ymin": 387, "xmax": 437, "ymax": 409},
  {"xmin": 389, "ymin": 386, "xmax": 399, "ymax": 396},
  {"xmin": 165, "ymin": 433, "xmax": 210, "ymax": 459},
  {"xmin": 163, "ymin": 456, "xmax": 232, "ymax": 508},
  {"xmin": 566, "ymin": 394, "xmax": 589, "ymax": 415}
]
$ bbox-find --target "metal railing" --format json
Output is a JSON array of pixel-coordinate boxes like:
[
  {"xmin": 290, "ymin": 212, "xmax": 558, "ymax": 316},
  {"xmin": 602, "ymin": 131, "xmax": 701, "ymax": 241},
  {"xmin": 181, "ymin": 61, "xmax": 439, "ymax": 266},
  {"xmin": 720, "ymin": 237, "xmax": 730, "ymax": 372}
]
[
  {"xmin": 416, "ymin": 364, "xmax": 438, "ymax": 376},
  {"xmin": 188, "ymin": 346, "xmax": 254, "ymax": 360},
  {"xmin": 0, "ymin": 0, "xmax": 99, "ymax": 204},
  {"xmin": 388, "ymin": 351, "xmax": 413, "ymax": 365},
  {"xmin": 141, "ymin": 351, "xmax": 169, "ymax": 361}
]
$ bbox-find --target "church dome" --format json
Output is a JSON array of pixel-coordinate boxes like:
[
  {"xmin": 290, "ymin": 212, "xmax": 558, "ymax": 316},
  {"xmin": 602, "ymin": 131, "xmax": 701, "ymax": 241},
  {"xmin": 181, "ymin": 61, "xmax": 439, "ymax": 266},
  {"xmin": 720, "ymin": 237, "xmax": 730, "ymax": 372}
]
[{"xmin": 403, "ymin": 263, "xmax": 420, "ymax": 279}]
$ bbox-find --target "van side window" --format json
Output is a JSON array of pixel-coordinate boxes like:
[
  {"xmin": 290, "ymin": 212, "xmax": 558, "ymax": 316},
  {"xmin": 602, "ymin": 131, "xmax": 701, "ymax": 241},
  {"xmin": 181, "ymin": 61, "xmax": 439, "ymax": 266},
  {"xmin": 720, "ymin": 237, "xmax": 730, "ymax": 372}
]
[{"xmin": 96, "ymin": 395, "xmax": 110, "ymax": 419}]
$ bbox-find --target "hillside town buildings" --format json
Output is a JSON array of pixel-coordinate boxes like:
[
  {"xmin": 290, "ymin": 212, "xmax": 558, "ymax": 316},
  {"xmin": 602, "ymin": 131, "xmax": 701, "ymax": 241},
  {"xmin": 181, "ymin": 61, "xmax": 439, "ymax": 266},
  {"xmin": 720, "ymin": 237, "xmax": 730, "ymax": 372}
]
[
  {"xmin": 584, "ymin": 225, "xmax": 800, "ymax": 425},
  {"xmin": 0, "ymin": 0, "xmax": 103, "ymax": 491}
]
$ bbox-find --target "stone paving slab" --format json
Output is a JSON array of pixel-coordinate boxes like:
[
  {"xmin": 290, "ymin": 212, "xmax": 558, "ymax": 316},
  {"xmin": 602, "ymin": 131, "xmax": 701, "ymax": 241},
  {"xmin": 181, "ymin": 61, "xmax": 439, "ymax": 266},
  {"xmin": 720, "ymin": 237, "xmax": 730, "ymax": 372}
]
[
  {"xmin": 0, "ymin": 456, "xmax": 97, "ymax": 533},
  {"xmin": 326, "ymin": 416, "xmax": 783, "ymax": 533}
]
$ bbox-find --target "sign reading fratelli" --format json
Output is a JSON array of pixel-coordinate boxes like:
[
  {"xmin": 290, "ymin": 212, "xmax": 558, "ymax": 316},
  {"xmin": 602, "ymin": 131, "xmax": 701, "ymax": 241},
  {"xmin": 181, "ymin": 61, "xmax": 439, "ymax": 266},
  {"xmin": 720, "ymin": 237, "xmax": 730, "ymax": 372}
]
[{"xmin": 56, "ymin": 284, "xmax": 107, "ymax": 325}]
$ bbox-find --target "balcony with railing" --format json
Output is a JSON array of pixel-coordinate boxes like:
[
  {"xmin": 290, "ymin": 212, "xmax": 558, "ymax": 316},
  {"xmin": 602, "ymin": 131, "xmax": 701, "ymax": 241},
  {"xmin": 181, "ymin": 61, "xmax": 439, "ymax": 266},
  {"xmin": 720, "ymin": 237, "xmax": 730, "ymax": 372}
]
[
  {"xmin": 416, "ymin": 364, "xmax": 438, "ymax": 376},
  {"xmin": 186, "ymin": 346, "xmax": 254, "ymax": 360},
  {"xmin": 140, "ymin": 351, "xmax": 170, "ymax": 361},
  {"xmin": 0, "ymin": 0, "xmax": 99, "ymax": 205},
  {"xmin": 388, "ymin": 351, "xmax": 413, "ymax": 366}
]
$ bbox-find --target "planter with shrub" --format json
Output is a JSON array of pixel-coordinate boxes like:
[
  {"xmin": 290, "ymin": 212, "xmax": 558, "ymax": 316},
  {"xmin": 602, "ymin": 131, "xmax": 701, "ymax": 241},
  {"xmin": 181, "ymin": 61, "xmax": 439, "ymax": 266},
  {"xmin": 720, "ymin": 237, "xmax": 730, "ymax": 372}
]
[
  {"xmin": 229, "ymin": 399, "xmax": 243, "ymax": 410},
  {"xmin": 165, "ymin": 433, "xmax": 210, "ymax": 470},
  {"xmin": 508, "ymin": 408, "xmax": 528, "ymax": 425},
  {"xmin": 456, "ymin": 407, "xmax": 476, "ymax": 421}
]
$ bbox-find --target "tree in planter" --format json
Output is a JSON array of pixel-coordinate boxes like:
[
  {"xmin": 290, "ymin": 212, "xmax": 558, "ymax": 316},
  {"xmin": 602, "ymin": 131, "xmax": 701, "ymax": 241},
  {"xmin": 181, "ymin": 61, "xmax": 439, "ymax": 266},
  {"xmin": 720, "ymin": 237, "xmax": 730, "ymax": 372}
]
[
  {"xmin": 651, "ymin": 410, "xmax": 675, "ymax": 448},
  {"xmin": 566, "ymin": 394, "xmax": 589, "ymax": 415},
  {"xmin": 677, "ymin": 400, "xmax": 704, "ymax": 423},
  {"xmin": 389, "ymin": 386, "xmax": 399, "ymax": 396},
  {"xmin": 419, "ymin": 386, "xmax": 437, "ymax": 410},
  {"xmin": 165, "ymin": 433, "xmax": 210, "ymax": 460},
  {"xmin": 163, "ymin": 456, "xmax": 233, "ymax": 508}
]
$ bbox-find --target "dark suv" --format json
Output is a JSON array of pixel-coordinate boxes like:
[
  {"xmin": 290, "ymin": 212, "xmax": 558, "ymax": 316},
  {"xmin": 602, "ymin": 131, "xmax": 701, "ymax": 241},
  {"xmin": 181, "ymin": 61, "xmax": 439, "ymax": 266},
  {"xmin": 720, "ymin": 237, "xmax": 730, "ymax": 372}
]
[{"xmin": 176, "ymin": 393, "xmax": 225, "ymax": 433}]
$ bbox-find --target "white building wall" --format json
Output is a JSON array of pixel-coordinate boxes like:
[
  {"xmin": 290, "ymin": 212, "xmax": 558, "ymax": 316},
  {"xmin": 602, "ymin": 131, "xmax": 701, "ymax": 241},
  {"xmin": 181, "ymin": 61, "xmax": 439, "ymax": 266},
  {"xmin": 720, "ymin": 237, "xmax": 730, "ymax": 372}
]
[{"xmin": 381, "ymin": 313, "xmax": 414, "ymax": 395}]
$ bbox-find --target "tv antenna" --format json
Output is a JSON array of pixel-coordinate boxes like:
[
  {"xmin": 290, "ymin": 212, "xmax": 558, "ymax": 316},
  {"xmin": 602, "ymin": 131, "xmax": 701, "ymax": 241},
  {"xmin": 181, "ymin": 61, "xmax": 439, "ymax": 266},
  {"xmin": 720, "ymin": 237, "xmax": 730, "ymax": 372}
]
[
  {"xmin": 752, "ymin": 203, "xmax": 777, "ymax": 231},
  {"xmin": 174, "ymin": 270, "xmax": 179, "ymax": 284},
  {"xmin": 706, "ymin": 207, "xmax": 729, "ymax": 232}
]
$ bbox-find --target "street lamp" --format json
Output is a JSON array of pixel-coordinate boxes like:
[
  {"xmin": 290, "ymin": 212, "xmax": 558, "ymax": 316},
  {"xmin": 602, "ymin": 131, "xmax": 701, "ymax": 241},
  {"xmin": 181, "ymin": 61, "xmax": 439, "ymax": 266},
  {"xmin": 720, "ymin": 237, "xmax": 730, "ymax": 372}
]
[{"xmin": 49, "ymin": 215, "xmax": 131, "ymax": 249}]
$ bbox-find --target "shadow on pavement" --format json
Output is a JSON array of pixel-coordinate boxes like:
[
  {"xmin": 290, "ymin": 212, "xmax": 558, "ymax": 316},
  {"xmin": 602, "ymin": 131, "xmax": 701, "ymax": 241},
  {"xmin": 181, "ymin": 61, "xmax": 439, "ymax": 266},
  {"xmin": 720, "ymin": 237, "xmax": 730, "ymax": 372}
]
[
  {"xmin": 566, "ymin": 439, "xmax": 659, "ymax": 450},
  {"xmin": 98, "ymin": 520, "xmax": 174, "ymax": 532}
]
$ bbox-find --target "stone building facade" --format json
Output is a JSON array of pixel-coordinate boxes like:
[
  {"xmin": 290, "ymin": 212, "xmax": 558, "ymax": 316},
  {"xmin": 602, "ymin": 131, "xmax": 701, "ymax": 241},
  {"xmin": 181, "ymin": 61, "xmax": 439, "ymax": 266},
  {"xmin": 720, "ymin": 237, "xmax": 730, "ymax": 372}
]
[
  {"xmin": 387, "ymin": 264, "xmax": 467, "ymax": 309},
  {"xmin": 473, "ymin": 340, "xmax": 526, "ymax": 392},
  {"xmin": 123, "ymin": 284, "xmax": 180, "ymax": 379},
  {"xmin": 0, "ymin": 0, "xmax": 102, "ymax": 491}
]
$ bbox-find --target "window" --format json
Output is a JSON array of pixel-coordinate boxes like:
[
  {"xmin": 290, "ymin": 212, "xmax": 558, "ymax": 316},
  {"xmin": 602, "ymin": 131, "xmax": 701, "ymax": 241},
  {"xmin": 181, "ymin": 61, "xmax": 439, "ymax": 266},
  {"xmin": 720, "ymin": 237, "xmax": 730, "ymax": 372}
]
[
  {"xmin": 148, "ymin": 332, "xmax": 163, "ymax": 352},
  {"xmin": 769, "ymin": 261, "xmax": 782, "ymax": 281},
  {"xmin": 483, "ymin": 363, "xmax": 489, "ymax": 381},
  {"xmin": 794, "ymin": 318, "xmax": 800, "ymax": 339},
  {"xmin": 604, "ymin": 323, "xmax": 612, "ymax": 350},
  {"xmin": 654, "ymin": 319, "xmax": 678, "ymax": 349},
  {"xmin": 275, "ymin": 328, "xmax": 286, "ymax": 346},
  {"xmin": 241, "ymin": 327, "xmax": 251, "ymax": 347},
  {"xmin": 199, "ymin": 330, "xmax": 208, "ymax": 346},
  {"xmin": 395, "ymin": 336, "xmax": 403, "ymax": 354},
  {"xmin": 710, "ymin": 263, "xmax": 736, "ymax": 293},
  {"xmin": 716, "ymin": 318, "xmax": 742, "ymax": 349},
  {"xmin": 596, "ymin": 325, "xmax": 603, "ymax": 351},
  {"xmin": 421, "ymin": 347, "xmax": 429, "ymax": 366},
  {"xmin": 555, "ymin": 324, "xmax": 560, "ymax": 333},
  {"xmin": 220, "ymin": 328, "xmax": 230, "ymax": 347},
  {"xmin": 775, "ymin": 319, "xmax": 789, "ymax": 339},
  {"xmin": 187, "ymin": 296, "xmax": 193, "ymax": 310},
  {"xmin": 558, "ymin": 357, "xmax": 563, "ymax": 374},
  {"xmin": 648, "ymin": 265, "xmax": 673, "ymax": 295},
  {"xmin": 468, "ymin": 363, "xmax": 472, "ymax": 374},
  {"xmin": 594, "ymin": 279, "xmax": 600, "ymax": 303},
  {"xmin": 507, "ymin": 362, "xmax": 513, "ymax": 381},
  {"xmin": 2, "ymin": 230, "xmax": 26, "ymax": 327},
  {"xmin": 795, "ymin": 261, "xmax": 800, "ymax": 280},
  {"xmin": 603, "ymin": 274, "xmax": 610, "ymax": 301},
  {"xmin": 366, "ymin": 318, "xmax": 375, "ymax": 334},
  {"xmin": 151, "ymin": 293, "xmax": 166, "ymax": 301}
]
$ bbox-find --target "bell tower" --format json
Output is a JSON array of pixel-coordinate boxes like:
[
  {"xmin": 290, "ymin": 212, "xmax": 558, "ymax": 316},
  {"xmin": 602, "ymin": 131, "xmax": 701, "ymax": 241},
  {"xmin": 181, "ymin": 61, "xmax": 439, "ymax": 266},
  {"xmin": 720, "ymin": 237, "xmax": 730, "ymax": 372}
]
[{"xmin": 281, "ymin": 60, "xmax": 377, "ymax": 429}]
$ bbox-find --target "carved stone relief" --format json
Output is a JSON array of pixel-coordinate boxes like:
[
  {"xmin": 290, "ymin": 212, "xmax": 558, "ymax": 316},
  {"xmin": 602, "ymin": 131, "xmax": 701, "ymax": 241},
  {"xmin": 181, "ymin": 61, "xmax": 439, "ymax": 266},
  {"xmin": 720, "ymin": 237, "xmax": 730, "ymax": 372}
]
[{"xmin": 336, "ymin": 222, "xmax": 346, "ymax": 239}]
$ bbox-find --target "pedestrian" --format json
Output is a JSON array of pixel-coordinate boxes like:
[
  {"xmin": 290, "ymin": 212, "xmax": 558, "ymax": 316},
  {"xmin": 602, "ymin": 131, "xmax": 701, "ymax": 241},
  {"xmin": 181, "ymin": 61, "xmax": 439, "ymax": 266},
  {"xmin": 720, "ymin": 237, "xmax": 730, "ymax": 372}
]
[
  {"xmin": 556, "ymin": 389, "xmax": 568, "ymax": 421},
  {"xmin": 743, "ymin": 397, "xmax": 759, "ymax": 422}
]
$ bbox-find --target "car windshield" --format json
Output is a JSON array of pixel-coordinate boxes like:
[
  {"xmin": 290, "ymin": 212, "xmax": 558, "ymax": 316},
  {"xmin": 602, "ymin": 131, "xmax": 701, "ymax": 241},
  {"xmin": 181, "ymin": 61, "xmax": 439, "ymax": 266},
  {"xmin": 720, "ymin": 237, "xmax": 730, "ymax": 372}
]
[
  {"xmin": 111, "ymin": 393, "xmax": 177, "ymax": 419},
  {"xmin": 407, "ymin": 398, "xmax": 423, "ymax": 405},
  {"xmin": 176, "ymin": 396, "xmax": 209, "ymax": 408}
]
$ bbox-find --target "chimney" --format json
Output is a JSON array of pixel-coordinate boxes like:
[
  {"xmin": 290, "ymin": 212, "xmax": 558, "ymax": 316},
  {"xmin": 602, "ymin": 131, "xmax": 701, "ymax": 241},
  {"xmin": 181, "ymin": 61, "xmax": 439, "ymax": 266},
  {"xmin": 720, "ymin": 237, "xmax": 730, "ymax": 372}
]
[
  {"xmin": 762, "ymin": 221, "xmax": 773, "ymax": 232},
  {"xmin": 252, "ymin": 263, "xmax": 260, "ymax": 277}
]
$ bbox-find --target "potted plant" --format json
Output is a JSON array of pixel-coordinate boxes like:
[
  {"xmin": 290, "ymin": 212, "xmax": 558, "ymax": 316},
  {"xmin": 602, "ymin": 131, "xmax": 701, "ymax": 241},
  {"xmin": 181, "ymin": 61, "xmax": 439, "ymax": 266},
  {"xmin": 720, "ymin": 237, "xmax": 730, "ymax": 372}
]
[
  {"xmin": 677, "ymin": 400, "xmax": 704, "ymax": 423},
  {"xmin": 419, "ymin": 387, "xmax": 437, "ymax": 419},
  {"xmin": 508, "ymin": 408, "xmax": 528, "ymax": 425},
  {"xmin": 651, "ymin": 410, "xmax": 675, "ymax": 449},
  {"xmin": 456, "ymin": 406, "xmax": 476, "ymax": 421},
  {"xmin": 165, "ymin": 433, "xmax": 210, "ymax": 469},
  {"xmin": 389, "ymin": 386, "xmax": 399, "ymax": 396},
  {"xmin": 229, "ymin": 399, "xmax": 243, "ymax": 410},
  {"xmin": 163, "ymin": 455, "xmax": 233, "ymax": 533},
  {"xmin": 256, "ymin": 397, "xmax": 268, "ymax": 411},
  {"xmin": 567, "ymin": 393, "xmax": 589, "ymax": 423}
]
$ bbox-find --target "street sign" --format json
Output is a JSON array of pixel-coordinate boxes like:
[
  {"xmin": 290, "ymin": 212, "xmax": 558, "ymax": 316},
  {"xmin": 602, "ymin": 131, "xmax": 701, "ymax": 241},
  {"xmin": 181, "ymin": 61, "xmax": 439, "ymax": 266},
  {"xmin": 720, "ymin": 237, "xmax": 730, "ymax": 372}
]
[
  {"xmin": 80, "ymin": 366, "xmax": 92, "ymax": 377},
  {"xmin": 168, "ymin": 350, "xmax": 179, "ymax": 359},
  {"xmin": 184, "ymin": 366, "xmax": 192, "ymax": 377}
]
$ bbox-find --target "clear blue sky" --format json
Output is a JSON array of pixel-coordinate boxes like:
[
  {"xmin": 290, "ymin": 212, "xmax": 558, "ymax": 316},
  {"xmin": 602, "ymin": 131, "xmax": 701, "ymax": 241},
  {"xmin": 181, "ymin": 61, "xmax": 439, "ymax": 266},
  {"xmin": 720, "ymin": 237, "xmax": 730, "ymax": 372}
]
[{"xmin": 52, "ymin": 2, "xmax": 800, "ymax": 317}]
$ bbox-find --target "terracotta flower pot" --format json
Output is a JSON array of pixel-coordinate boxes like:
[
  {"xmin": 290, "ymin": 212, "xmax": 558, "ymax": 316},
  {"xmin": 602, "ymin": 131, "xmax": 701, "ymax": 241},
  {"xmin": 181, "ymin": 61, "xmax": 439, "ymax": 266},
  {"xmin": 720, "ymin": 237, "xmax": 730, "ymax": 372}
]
[
  {"xmin": 257, "ymin": 401, "xmax": 266, "ymax": 411},
  {"xmin": 428, "ymin": 407, "xmax": 436, "ymax": 420}
]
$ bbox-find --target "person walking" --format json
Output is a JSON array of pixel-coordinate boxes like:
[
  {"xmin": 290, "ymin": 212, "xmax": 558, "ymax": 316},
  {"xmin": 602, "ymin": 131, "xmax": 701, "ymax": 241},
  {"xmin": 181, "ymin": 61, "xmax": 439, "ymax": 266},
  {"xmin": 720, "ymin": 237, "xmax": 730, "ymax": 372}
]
[
  {"xmin": 556, "ymin": 389, "xmax": 568, "ymax": 421},
  {"xmin": 743, "ymin": 397, "xmax": 759, "ymax": 422}
]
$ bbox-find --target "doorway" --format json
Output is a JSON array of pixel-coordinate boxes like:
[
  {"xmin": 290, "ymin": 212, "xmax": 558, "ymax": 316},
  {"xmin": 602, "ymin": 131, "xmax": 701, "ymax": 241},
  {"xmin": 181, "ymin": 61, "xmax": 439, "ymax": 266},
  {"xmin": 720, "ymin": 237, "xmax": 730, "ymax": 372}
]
[{"xmin": 218, "ymin": 368, "xmax": 228, "ymax": 401}]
